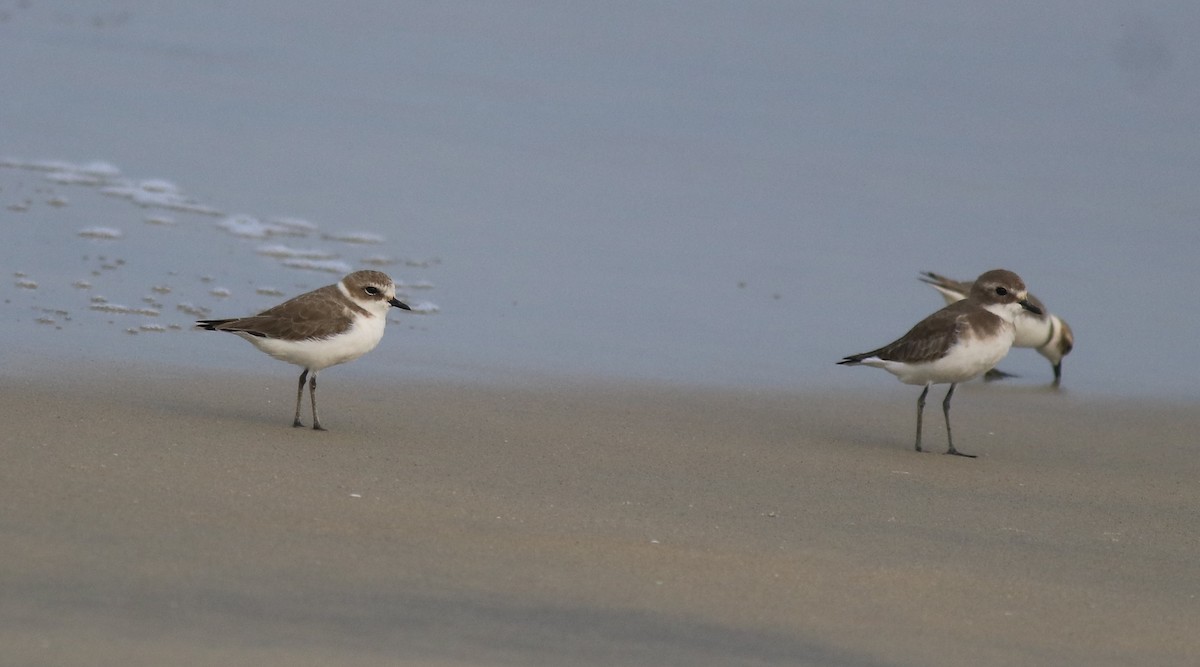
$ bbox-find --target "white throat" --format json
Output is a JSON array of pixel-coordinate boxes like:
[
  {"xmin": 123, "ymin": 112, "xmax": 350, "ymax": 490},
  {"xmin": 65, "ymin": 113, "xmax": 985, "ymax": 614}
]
[{"xmin": 983, "ymin": 300, "xmax": 1023, "ymax": 324}]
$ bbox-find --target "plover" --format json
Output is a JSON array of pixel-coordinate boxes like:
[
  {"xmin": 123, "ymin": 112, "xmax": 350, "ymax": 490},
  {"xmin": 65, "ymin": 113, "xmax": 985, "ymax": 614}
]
[
  {"xmin": 838, "ymin": 269, "xmax": 1042, "ymax": 458},
  {"xmin": 197, "ymin": 270, "xmax": 410, "ymax": 430},
  {"xmin": 919, "ymin": 271, "xmax": 1073, "ymax": 386}
]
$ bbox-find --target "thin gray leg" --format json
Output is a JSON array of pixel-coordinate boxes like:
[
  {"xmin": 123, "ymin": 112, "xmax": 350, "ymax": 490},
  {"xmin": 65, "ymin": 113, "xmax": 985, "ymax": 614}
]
[
  {"xmin": 942, "ymin": 383, "xmax": 975, "ymax": 458},
  {"xmin": 293, "ymin": 369, "xmax": 308, "ymax": 428},
  {"xmin": 915, "ymin": 385, "xmax": 929, "ymax": 452},
  {"xmin": 309, "ymin": 371, "xmax": 326, "ymax": 431}
]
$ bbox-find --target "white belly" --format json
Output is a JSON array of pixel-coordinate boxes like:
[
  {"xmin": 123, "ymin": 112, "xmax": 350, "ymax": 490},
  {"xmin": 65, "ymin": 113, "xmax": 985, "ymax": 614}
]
[
  {"xmin": 867, "ymin": 329, "xmax": 1015, "ymax": 386},
  {"xmin": 241, "ymin": 315, "xmax": 387, "ymax": 371}
]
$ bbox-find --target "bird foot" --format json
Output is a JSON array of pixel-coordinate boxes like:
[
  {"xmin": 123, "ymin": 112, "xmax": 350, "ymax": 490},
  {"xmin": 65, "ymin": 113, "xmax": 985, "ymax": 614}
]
[{"xmin": 945, "ymin": 448, "xmax": 977, "ymax": 459}]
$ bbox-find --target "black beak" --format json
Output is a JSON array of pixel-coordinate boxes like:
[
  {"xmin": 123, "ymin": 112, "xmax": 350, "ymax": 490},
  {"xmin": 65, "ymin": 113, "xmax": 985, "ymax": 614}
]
[
  {"xmin": 389, "ymin": 297, "xmax": 412, "ymax": 311},
  {"xmin": 1019, "ymin": 298, "xmax": 1042, "ymax": 315}
]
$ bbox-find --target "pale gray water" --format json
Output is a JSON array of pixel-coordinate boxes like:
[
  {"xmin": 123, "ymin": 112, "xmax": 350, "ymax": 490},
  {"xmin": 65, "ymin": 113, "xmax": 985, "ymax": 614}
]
[{"xmin": 2, "ymin": 1, "xmax": 1198, "ymax": 399}]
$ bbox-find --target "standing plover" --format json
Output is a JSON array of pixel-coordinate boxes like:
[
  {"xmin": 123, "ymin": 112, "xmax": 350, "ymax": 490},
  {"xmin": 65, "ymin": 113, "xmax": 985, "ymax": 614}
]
[
  {"xmin": 838, "ymin": 269, "xmax": 1042, "ymax": 458},
  {"xmin": 197, "ymin": 270, "xmax": 410, "ymax": 430},
  {"xmin": 920, "ymin": 271, "xmax": 1073, "ymax": 386}
]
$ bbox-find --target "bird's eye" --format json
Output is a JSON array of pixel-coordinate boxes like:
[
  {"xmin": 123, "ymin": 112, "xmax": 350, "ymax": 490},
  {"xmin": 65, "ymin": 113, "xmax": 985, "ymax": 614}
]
[
  {"xmin": 364, "ymin": 286, "xmax": 380, "ymax": 296},
  {"xmin": 995, "ymin": 287, "xmax": 1008, "ymax": 296}
]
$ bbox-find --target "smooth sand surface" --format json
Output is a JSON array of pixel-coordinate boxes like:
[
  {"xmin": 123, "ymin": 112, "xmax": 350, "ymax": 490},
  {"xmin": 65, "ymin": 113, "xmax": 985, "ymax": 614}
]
[{"xmin": 2, "ymin": 365, "xmax": 1198, "ymax": 666}]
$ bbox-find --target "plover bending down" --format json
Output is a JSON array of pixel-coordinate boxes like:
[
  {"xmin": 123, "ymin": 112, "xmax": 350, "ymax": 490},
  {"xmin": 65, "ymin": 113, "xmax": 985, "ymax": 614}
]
[
  {"xmin": 838, "ymin": 269, "xmax": 1042, "ymax": 458},
  {"xmin": 197, "ymin": 270, "xmax": 410, "ymax": 430},
  {"xmin": 919, "ymin": 271, "xmax": 1073, "ymax": 386}
]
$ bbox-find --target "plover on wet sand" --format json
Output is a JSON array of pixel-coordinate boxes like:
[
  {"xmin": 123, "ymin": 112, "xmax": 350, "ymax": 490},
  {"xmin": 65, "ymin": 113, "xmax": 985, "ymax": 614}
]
[
  {"xmin": 838, "ymin": 269, "xmax": 1042, "ymax": 458},
  {"xmin": 197, "ymin": 270, "xmax": 410, "ymax": 430}
]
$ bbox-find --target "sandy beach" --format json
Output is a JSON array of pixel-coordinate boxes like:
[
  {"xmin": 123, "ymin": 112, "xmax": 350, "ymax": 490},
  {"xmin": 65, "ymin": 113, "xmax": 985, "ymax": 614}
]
[
  {"xmin": 3, "ymin": 364, "xmax": 1197, "ymax": 666},
  {"xmin": 3, "ymin": 3, "xmax": 1199, "ymax": 665}
]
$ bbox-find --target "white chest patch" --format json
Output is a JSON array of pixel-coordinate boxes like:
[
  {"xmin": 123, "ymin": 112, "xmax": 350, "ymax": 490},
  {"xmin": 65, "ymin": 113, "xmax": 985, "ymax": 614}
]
[
  {"xmin": 868, "ymin": 324, "xmax": 1016, "ymax": 386},
  {"xmin": 242, "ymin": 313, "xmax": 387, "ymax": 371}
]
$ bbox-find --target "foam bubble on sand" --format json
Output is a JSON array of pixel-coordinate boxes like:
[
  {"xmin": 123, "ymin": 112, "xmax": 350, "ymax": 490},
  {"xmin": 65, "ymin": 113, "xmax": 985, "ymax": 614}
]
[
  {"xmin": 361, "ymin": 255, "xmax": 394, "ymax": 266},
  {"xmin": 218, "ymin": 215, "xmax": 305, "ymax": 239},
  {"xmin": 44, "ymin": 171, "xmax": 106, "ymax": 186},
  {"xmin": 90, "ymin": 303, "xmax": 160, "ymax": 316},
  {"xmin": 73, "ymin": 280, "xmax": 92, "ymax": 289},
  {"xmin": 78, "ymin": 227, "xmax": 124, "ymax": 240},
  {"xmin": 144, "ymin": 215, "xmax": 176, "ymax": 226},
  {"xmin": 75, "ymin": 161, "xmax": 122, "ymax": 177},
  {"xmin": 322, "ymin": 231, "xmax": 385, "ymax": 244},
  {"xmin": 256, "ymin": 287, "xmax": 285, "ymax": 297},
  {"xmin": 77, "ymin": 227, "xmax": 124, "ymax": 241},
  {"xmin": 209, "ymin": 287, "xmax": 231, "ymax": 298},
  {"xmin": 403, "ymin": 258, "xmax": 442, "ymax": 268},
  {"xmin": 176, "ymin": 303, "xmax": 211, "ymax": 317},
  {"xmin": 255, "ymin": 244, "xmax": 338, "ymax": 260},
  {"xmin": 101, "ymin": 180, "xmax": 223, "ymax": 216},
  {"xmin": 16, "ymin": 278, "xmax": 38, "ymax": 289},
  {"xmin": 280, "ymin": 258, "xmax": 352, "ymax": 274},
  {"xmin": 268, "ymin": 217, "xmax": 319, "ymax": 235},
  {"xmin": 21, "ymin": 159, "xmax": 77, "ymax": 172},
  {"xmin": 394, "ymin": 279, "xmax": 435, "ymax": 290},
  {"xmin": 33, "ymin": 307, "xmax": 71, "ymax": 328},
  {"xmin": 2, "ymin": 158, "xmax": 119, "ymax": 177},
  {"xmin": 138, "ymin": 179, "xmax": 179, "ymax": 194},
  {"xmin": 217, "ymin": 215, "xmax": 273, "ymax": 239},
  {"xmin": 402, "ymin": 300, "xmax": 440, "ymax": 315}
]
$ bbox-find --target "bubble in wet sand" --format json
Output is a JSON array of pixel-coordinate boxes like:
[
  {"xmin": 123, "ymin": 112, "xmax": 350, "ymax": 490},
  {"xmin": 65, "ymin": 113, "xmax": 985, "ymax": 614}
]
[
  {"xmin": 267, "ymin": 217, "xmax": 319, "ymax": 235},
  {"xmin": 322, "ymin": 231, "xmax": 385, "ymax": 244},
  {"xmin": 280, "ymin": 258, "xmax": 352, "ymax": 274},
  {"xmin": 101, "ymin": 181, "xmax": 222, "ymax": 216},
  {"xmin": 218, "ymin": 215, "xmax": 305, "ymax": 239},
  {"xmin": 90, "ymin": 303, "xmax": 161, "ymax": 316},
  {"xmin": 255, "ymin": 244, "xmax": 338, "ymax": 260},
  {"xmin": 402, "ymin": 300, "xmax": 440, "ymax": 315},
  {"xmin": 177, "ymin": 303, "xmax": 211, "ymax": 317},
  {"xmin": 78, "ymin": 227, "xmax": 124, "ymax": 240}
]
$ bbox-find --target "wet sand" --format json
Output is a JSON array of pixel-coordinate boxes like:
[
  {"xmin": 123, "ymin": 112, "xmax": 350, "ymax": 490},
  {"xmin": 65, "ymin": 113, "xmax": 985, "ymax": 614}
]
[{"xmin": 2, "ymin": 364, "xmax": 1198, "ymax": 666}]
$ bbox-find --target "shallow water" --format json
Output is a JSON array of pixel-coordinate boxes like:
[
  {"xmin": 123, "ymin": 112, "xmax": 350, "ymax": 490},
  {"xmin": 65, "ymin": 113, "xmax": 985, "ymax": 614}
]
[{"xmin": 2, "ymin": 1, "xmax": 1198, "ymax": 399}]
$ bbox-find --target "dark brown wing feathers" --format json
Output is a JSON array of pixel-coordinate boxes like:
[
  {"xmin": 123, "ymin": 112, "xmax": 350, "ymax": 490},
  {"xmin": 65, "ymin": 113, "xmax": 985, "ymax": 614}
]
[
  {"xmin": 196, "ymin": 284, "xmax": 359, "ymax": 341},
  {"xmin": 840, "ymin": 300, "xmax": 983, "ymax": 365}
]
